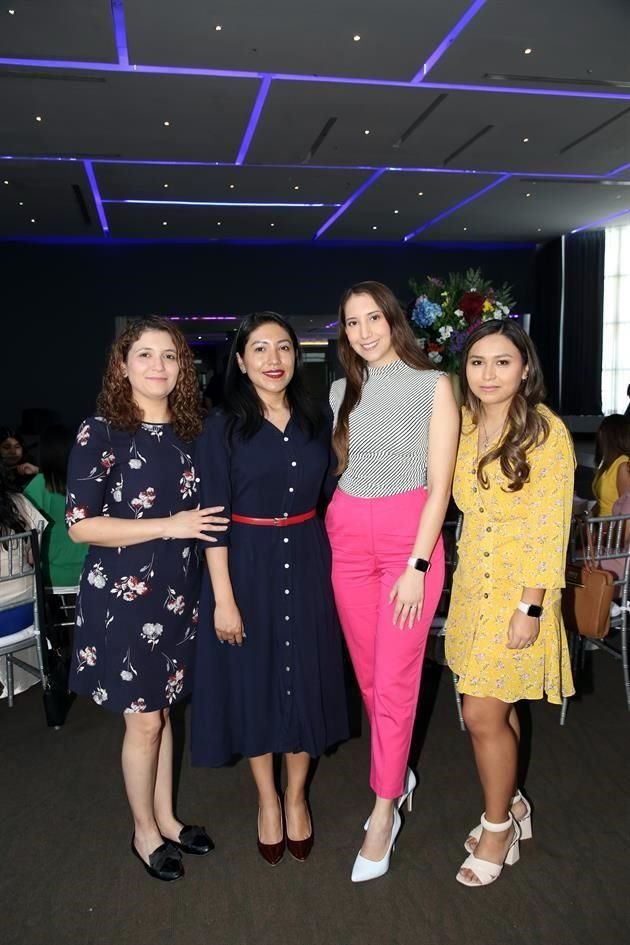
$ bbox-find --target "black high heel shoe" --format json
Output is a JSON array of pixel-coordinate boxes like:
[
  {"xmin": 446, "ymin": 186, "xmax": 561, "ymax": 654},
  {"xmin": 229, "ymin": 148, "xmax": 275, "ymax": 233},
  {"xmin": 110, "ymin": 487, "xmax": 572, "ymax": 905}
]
[
  {"xmin": 170, "ymin": 824, "xmax": 214, "ymax": 856},
  {"xmin": 131, "ymin": 836, "xmax": 184, "ymax": 882}
]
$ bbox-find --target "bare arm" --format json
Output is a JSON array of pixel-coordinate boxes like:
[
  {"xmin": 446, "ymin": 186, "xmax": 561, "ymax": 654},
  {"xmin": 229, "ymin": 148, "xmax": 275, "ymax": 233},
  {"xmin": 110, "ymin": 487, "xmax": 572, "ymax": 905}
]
[
  {"xmin": 617, "ymin": 460, "xmax": 630, "ymax": 498},
  {"xmin": 390, "ymin": 374, "xmax": 460, "ymax": 627},
  {"xmin": 205, "ymin": 546, "xmax": 244, "ymax": 645},
  {"xmin": 69, "ymin": 506, "xmax": 228, "ymax": 547}
]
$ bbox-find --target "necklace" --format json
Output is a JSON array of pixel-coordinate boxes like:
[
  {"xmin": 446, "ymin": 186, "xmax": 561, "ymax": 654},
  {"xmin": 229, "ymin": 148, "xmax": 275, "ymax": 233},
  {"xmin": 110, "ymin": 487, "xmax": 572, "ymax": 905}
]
[{"xmin": 479, "ymin": 416, "xmax": 506, "ymax": 451}]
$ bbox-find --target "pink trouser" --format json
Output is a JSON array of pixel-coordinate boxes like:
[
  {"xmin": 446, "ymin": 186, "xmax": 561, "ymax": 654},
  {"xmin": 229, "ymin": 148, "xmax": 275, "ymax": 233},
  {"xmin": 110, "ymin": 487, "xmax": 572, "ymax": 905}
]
[{"xmin": 326, "ymin": 487, "xmax": 445, "ymax": 798}]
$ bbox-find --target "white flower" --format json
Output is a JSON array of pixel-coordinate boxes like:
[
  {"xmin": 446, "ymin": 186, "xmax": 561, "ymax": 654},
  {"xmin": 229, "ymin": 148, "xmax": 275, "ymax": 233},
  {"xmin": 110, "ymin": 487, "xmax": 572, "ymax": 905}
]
[
  {"xmin": 141, "ymin": 622, "xmax": 163, "ymax": 649},
  {"xmin": 129, "ymin": 458, "xmax": 142, "ymax": 469},
  {"xmin": 112, "ymin": 489, "xmax": 122, "ymax": 503},
  {"xmin": 437, "ymin": 325, "xmax": 454, "ymax": 342},
  {"xmin": 428, "ymin": 350, "xmax": 443, "ymax": 364},
  {"xmin": 92, "ymin": 686, "xmax": 108, "ymax": 705},
  {"xmin": 124, "ymin": 698, "xmax": 146, "ymax": 713},
  {"xmin": 454, "ymin": 308, "xmax": 464, "ymax": 318},
  {"xmin": 120, "ymin": 670, "xmax": 134, "ymax": 682}
]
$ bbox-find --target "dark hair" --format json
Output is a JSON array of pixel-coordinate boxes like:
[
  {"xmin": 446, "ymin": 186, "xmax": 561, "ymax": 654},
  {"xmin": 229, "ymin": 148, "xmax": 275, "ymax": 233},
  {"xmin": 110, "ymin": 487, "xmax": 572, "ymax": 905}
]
[
  {"xmin": 96, "ymin": 316, "xmax": 203, "ymax": 442},
  {"xmin": 222, "ymin": 312, "xmax": 324, "ymax": 440},
  {"xmin": 595, "ymin": 414, "xmax": 630, "ymax": 471},
  {"xmin": 333, "ymin": 281, "xmax": 435, "ymax": 474},
  {"xmin": 39, "ymin": 424, "xmax": 74, "ymax": 495},
  {"xmin": 0, "ymin": 463, "xmax": 28, "ymax": 537},
  {"xmin": 0, "ymin": 428, "xmax": 24, "ymax": 466},
  {"xmin": 460, "ymin": 319, "xmax": 550, "ymax": 492}
]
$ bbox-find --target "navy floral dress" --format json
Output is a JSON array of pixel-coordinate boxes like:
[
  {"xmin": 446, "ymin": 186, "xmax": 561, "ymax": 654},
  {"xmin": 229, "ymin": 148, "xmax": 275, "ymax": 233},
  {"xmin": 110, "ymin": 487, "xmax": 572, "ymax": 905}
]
[{"xmin": 66, "ymin": 417, "xmax": 201, "ymax": 714}]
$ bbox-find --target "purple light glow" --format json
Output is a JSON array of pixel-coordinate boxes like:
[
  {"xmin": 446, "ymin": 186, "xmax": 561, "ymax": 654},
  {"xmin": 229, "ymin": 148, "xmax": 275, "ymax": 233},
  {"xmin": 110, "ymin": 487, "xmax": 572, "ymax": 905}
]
[
  {"xmin": 1, "ymin": 56, "xmax": 630, "ymax": 100},
  {"xmin": 606, "ymin": 162, "xmax": 630, "ymax": 178},
  {"xmin": 84, "ymin": 160, "xmax": 109, "ymax": 234},
  {"xmin": 570, "ymin": 206, "xmax": 630, "ymax": 234},
  {"xmin": 110, "ymin": 0, "xmax": 129, "ymax": 67},
  {"xmin": 111, "ymin": 199, "xmax": 340, "ymax": 208},
  {"xmin": 412, "ymin": 0, "xmax": 487, "ymax": 83},
  {"xmin": 0, "ymin": 154, "xmax": 618, "ymax": 181},
  {"xmin": 236, "ymin": 76, "xmax": 272, "ymax": 165},
  {"xmin": 403, "ymin": 174, "xmax": 510, "ymax": 241},
  {"xmin": 315, "ymin": 169, "xmax": 387, "ymax": 239},
  {"xmin": 325, "ymin": 320, "xmax": 339, "ymax": 329},
  {"xmin": 165, "ymin": 315, "xmax": 239, "ymax": 321}
]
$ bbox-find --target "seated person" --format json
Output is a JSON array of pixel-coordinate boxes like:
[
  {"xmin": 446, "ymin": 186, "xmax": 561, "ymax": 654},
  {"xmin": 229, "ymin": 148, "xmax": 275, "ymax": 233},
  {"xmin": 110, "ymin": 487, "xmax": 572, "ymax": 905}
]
[
  {"xmin": 0, "ymin": 427, "xmax": 39, "ymax": 491},
  {"xmin": 592, "ymin": 414, "xmax": 630, "ymax": 516},
  {"xmin": 24, "ymin": 425, "xmax": 87, "ymax": 589},
  {"xmin": 0, "ymin": 465, "xmax": 47, "ymax": 699}
]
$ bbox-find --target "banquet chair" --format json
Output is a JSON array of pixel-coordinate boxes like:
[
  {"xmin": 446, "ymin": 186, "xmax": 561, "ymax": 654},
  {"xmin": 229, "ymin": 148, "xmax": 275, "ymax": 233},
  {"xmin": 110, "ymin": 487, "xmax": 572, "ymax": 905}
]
[
  {"xmin": 45, "ymin": 585, "xmax": 79, "ymax": 650},
  {"xmin": 560, "ymin": 512, "xmax": 630, "ymax": 725},
  {"xmin": 0, "ymin": 526, "xmax": 46, "ymax": 707},
  {"xmin": 427, "ymin": 510, "xmax": 465, "ymax": 731}
]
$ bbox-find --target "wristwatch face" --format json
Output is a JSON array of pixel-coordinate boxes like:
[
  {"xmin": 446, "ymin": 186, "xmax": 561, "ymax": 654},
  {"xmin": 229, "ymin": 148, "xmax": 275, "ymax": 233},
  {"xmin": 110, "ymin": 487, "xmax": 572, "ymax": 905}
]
[{"xmin": 526, "ymin": 604, "xmax": 543, "ymax": 618}]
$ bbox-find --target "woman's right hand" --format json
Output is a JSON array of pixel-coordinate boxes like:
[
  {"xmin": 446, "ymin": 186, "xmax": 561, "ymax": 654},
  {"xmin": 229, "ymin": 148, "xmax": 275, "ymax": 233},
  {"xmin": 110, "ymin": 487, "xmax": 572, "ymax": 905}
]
[
  {"xmin": 214, "ymin": 601, "xmax": 245, "ymax": 646},
  {"xmin": 163, "ymin": 506, "xmax": 229, "ymax": 541}
]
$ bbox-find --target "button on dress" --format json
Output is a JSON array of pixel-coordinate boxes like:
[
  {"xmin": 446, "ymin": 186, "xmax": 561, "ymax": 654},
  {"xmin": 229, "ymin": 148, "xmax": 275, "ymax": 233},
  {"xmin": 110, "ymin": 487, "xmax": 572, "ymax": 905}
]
[
  {"xmin": 191, "ymin": 412, "xmax": 349, "ymax": 765},
  {"xmin": 446, "ymin": 405, "xmax": 576, "ymax": 704},
  {"xmin": 66, "ymin": 418, "xmax": 201, "ymax": 713}
]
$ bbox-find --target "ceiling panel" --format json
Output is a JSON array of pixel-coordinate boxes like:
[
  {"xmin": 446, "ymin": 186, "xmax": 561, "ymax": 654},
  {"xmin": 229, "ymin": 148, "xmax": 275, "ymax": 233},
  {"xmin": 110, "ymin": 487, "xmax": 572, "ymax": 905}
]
[
  {"xmin": 0, "ymin": 1, "xmax": 117, "ymax": 63},
  {"xmin": 124, "ymin": 0, "xmax": 472, "ymax": 80},
  {"xmin": 0, "ymin": 159, "xmax": 102, "ymax": 236}
]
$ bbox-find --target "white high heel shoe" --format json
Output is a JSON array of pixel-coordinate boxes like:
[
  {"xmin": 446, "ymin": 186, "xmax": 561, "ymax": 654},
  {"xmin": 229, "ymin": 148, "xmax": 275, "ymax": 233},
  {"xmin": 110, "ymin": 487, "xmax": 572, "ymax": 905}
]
[
  {"xmin": 364, "ymin": 767, "xmax": 417, "ymax": 830},
  {"xmin": 456, "ymin": 813, "xmax": 520, "ymax": 888},
  {"xmin": 351, "ymin": 808, "xmax": 401, "ymax": 883},
  {"xmin": 464, "ymin": 790, "xmax": 532, "ymax": 854}
]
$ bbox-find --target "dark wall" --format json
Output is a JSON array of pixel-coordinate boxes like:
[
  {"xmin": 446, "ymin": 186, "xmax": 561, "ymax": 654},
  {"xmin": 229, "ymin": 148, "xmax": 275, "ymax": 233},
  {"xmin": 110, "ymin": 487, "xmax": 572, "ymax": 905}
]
[{"xmin": 4, "ymin": 240, "xmax": 536, "ymax": 428}]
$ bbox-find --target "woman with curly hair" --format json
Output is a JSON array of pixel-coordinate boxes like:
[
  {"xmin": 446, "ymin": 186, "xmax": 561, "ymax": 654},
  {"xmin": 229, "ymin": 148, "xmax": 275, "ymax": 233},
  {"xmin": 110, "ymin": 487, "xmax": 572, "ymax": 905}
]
[
  {"xmin": 445, "ymin": 319, "xmax": 575, "ymax": 888},
  {"xmin": 66, "ymin": 316, "xmax": 228, "ymax": 882}
]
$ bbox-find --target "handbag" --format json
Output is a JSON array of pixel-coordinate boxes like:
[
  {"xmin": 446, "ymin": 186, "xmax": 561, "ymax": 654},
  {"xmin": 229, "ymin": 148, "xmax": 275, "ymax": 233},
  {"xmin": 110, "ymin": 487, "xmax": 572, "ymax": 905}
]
[{"xmin": 562, "ymin": 518, "xmax": 616, "ymax": 639}]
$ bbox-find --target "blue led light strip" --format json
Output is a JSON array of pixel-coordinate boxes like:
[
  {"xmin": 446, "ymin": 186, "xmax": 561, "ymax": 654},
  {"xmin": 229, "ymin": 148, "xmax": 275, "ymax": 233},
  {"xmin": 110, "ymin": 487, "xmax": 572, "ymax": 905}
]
[
  {"xmin": 1, "ymin": 56, "xmax": 630, "ymax": 101},
  {"xmin": 235, "ymin": 76, "xmax": 272, "ymax": 165},
  {"xmin": 412, "ymin": 0, "xmax": 487, "ymax": 83},
  {"xmin": 110, "ymin": 0, "xmax": 129, "ymax": 68},
  {"xmin": 315, "ymin": 169, "xmax": 387, "ymax": 239},
  {"xmin": 403, "ymin": 174, "xmax": 511, "ymax": 241},
  {"xmin": 84, "ymin": 161, "xmax": 109, "ymax": 234},
  {"xmin": 571, "ymin": 206, "xmax": 630, "ymax": 233},
  {"xmin": 108, "ymin": 199, "xmax": 340, "ymax": 208}
]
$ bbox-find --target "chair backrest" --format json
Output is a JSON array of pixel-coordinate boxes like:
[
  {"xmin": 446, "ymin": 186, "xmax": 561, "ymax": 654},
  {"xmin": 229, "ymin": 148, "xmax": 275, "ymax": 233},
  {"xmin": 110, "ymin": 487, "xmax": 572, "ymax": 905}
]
[
  {"xmin": 0, "ymin": 526, "xmax": 43, "ymax": 616},
  {"xmin": 570, "ymin": 512, "xmax": 630, "ymax": 589}
]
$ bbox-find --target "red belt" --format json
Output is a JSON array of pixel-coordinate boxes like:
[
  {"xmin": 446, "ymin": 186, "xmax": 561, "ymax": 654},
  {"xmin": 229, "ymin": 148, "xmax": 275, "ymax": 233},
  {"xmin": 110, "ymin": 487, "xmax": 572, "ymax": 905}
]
[{"xmin": 232, "ymin": 509, "xmax": 317, "ymax": 527}]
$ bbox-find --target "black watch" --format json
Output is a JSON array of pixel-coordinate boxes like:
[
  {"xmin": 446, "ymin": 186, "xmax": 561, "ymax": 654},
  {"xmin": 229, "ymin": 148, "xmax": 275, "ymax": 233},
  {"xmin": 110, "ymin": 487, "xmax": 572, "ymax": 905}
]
[{"xmin": 407, "ymin": 557, "xmax": 431, "ymax": 573}]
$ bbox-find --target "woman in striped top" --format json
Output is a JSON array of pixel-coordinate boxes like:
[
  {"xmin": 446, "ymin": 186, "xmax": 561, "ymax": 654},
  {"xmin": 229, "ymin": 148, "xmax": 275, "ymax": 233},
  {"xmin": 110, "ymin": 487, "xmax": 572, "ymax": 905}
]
[{"xmin": 326, "ymin": 281, "xmax": 460, "ymax": 882}]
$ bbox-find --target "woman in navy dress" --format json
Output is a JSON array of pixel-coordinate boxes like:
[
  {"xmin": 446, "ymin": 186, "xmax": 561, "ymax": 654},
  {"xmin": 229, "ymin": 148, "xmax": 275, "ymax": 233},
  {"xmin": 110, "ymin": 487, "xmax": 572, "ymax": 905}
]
[
  {"xmin": 66, "ymin": 316, "xmax": 228, "ymax": 882},
  {"xmin": 192, "ymin": 312, "xmax": 348, "ymax": 865}
]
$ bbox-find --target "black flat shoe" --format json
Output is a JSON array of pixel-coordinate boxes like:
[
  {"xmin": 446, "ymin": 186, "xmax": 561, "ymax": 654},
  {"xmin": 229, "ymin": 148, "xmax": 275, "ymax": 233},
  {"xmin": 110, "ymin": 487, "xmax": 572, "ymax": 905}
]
[
  {"xmin": 131, "ymin": 837, "xmax": 184, "ymax": 882},
  {"xmin": 171, "ymin": 824, "xmax": 214, "ymax": 856}
]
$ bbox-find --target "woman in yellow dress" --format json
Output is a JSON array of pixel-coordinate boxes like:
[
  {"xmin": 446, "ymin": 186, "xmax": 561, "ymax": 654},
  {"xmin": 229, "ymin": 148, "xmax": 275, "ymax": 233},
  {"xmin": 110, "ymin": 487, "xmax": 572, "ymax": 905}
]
[
  {"xmin": 446, "ymin": 319, "xmax": 575, "ymax": 888},
  {"xmin": 592, "ymin": 414, "xmax": 630, "ymax": 516}
]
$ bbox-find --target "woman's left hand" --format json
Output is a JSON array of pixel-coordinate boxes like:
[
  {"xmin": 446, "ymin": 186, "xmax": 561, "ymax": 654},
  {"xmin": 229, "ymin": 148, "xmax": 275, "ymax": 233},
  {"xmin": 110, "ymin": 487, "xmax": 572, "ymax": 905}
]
[
  {"xmin": 507, "ymin": 609, "xmax": 540, "ymax": 650},
  {"xmin": 389, "ymin": 569, "xmax": 425, "ymax": 629}
]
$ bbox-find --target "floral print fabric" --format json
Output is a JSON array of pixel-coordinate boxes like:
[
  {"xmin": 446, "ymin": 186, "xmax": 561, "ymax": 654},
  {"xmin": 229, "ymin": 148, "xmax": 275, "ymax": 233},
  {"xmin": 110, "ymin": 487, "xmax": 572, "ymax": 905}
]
[
  {"xmin": 67, "ymin": 418, "xmax": 201, "ymax": 713},
  {"xmin": 445, "ymin": 405, "xmax": 576, "ymax": 704}
]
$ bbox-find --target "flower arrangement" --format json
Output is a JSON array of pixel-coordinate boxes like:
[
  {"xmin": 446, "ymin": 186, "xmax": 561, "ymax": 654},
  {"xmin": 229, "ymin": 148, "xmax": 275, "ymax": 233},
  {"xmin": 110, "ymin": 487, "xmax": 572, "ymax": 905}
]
[{"xmin": 408, "ymin": 268, "xmax": 516, "ymax": 372}]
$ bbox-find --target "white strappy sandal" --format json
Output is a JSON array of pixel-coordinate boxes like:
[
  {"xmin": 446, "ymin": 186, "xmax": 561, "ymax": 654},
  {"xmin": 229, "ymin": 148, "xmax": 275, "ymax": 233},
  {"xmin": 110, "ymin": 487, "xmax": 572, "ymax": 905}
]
[
  {"xmin": 464, "ymin": 790, "xmax": 532, "ymax": 854},
  {"xmin": 456, "ymin": 813, "xmax": 520, "ymax": 888}
]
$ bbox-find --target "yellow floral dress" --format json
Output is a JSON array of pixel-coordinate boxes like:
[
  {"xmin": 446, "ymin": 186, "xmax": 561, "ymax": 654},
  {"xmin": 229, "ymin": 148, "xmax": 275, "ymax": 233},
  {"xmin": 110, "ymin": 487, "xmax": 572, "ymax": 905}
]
[{"xmin": 445, "ymin": 404, "xmax": 576, "ymax": 704}]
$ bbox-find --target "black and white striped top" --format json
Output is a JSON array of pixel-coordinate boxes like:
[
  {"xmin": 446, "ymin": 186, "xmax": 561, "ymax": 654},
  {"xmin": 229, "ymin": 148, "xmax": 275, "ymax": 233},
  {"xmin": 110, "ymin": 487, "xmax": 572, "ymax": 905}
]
[{"xmin": 330, "ymin": 360, "xmax": 443, "ymax": 498}]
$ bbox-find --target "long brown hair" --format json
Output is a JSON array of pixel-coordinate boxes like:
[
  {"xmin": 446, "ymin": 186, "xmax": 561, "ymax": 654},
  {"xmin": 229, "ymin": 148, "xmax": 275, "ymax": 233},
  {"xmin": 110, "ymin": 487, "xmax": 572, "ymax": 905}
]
[
  {"xmin": 96, "ymin": 316, "xmax": 203, "ymax": 441},
  {"xmin": 594, "ymin": 414, "xmax": 630, "ymax": 473},
  {"xmin": 460, "ymin": 319, "xmax": 550, "ymax": 492},
  {"xmin": 332, "ymin": 281, "xmax": 435, "ymax": 474}
]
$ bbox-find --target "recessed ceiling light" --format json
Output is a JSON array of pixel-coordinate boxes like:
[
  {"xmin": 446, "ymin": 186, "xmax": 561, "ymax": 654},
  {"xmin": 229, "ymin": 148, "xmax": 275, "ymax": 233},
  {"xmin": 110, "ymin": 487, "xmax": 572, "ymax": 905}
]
[
  {"xmin": 524, "ymin": 47, "xmax": 532, "ymax": 55},
  {"xmin": 353, "ymin": 35, "xmax": 361, "ymax": 42},
  {"xmin": 30, "ymin": 218, "xmax": 36, "ymax": 223},
  {"xmin": 417, "ymin": 191, "xmax": 424, "ymax": 196},
  {"xmin": 198, "ymin": 336, "xmax": 202, "ymax": 340},
  {"xmin": 525, "ymin": 192, "xmax": 531, "ymax": 197},
  {"xmin": 215, "ymin": 25, "xmax": 222, "ymax": 31},
  {"xmin": 394, "ymin": 209, "xmax": 399, "ymax": 214},
  {"xmin": 229, "ymin": 183, "xmax": 235, "ymax": 189},
  {"xmin": 163, "ymin": 183, "xmax": 169, "ymax": 189},
  {"xmin": 18, "ymin": 200, "xmax": 23, "ymax": 206},
  {"xmin": 364, "ymin": 129, "xmax": 370, "ymax": 135},
  {"xmin": 163, "ymin": 120, "xmax": 170, "ymax": 127},
  {"xmin": 217, "ymin": 221, "xmax": 222, "ymax": 226},
  {"xmin": 537, "ymin": 227, "xmax": 542, "ymax": 232},
  {"xmin": 463, "ymin": 227, "xmax": 468, "ymax": 232},
  {"xmin": 3, "ymin": 179, "xmax": 8, "ymax": 184},
  {"xmin": 522, "ymin": 136, "xmax": 529, "ymax": 143},
  {"xmin": 293, "ymin": 185, "xmax": 299, "ymax": 191},
  {"xmin": 162, "ymin": 221, "xmax": 168, "ymax": 226},
  {"xmin": 270, "ymin": 222, "xmax": 275, "ymax": 227},
  {"xmin": 9, "ymin": 9, "xmax": 15, "ymax": 15},
  {"xmin": 372, "ymin": 225, "xmax": 378, "ymax": 230},
  {"xmin": 35, "ymin": 115, "xmax": 42, "ymax": 122}
]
